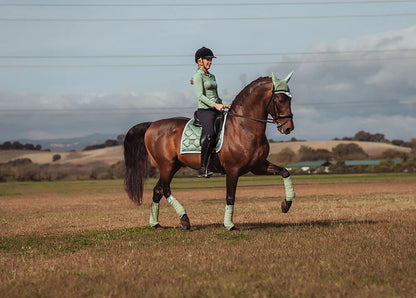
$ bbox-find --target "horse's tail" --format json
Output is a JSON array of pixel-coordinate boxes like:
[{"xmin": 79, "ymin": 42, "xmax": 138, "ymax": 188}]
[{"xmin": 124, "ymin": 122, "xmax": 153, "ymax": 205}]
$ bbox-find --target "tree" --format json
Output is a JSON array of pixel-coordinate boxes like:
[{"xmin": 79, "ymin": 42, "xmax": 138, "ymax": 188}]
[
  {"xmin": 371, "ymin": 133, "xmax": 386, "ymax": 143},
  {"xmin": 0, "ymin": 141, "xmax": 12, "ymax": 150},
  {"xmin": 391, "ymin": 139, "xmax": 405, "ymax": 147},
  {"xmin": 24, "ymin": 143, "xmax": 35, "ymax": 150},
  {"xmin": 380, "ymin": 149, "xmax": 407, "ymax": 160},
  {"xmin": 12, "ymin": 141, "xmax": 24, "ymax": 150},
  {"xmin": 332, "ymin": 143, "xmax": 368, "ymax": 160},
  {"xmin": 104, "ymin": 139, "xmax": 118, "ymax": 147},
  {"xmin": 299, "ymin": 145, "xmax": 331, "ymax": 161},
  {"xmin": 353, "ymin": 130, "xmax": 386, "ymax": 143},
  {"xmin": 269, "ymin": 147, "xmax": 296, "ymax": 165},
  {"xmin": 117, "ymin": 134, "xmax": 125, "ymax": 145}
]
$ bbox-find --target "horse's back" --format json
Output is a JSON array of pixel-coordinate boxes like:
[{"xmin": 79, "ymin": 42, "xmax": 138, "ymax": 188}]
[
  {"xmin": 144, "ymin": 117, "xmax": 190, "ymax": 165},
  {"xmin": 148, "ymin": 117, "xmax": 189, "ymax": 134}
]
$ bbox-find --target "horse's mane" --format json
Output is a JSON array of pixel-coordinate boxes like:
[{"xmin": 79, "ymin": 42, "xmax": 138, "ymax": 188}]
[{"xmin": 231, "ymin": 76, "xmax": 271, "ymax": 107}]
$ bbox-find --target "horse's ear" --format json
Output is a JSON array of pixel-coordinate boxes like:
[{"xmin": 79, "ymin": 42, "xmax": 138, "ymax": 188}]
[
  {"xmin": 284, "ymin": 71, "xmax": 294, "ymax": 83},
  {"xmin": 271, "ymin": 72, "xmax": 279, "ymax": 87}
]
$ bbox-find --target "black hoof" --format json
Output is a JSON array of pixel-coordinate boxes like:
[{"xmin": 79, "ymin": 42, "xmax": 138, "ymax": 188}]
[
  {"xmin": 180, "ymin": 214, "xmax": 191, "ymax": 230},
  {"xmin": 153, "ymin": 224, "xmax": 164, "ymax": 230},
  {"xmin": 229, "ymin": 226, "xmax": 240, "ymax": 233},
  {"xmin": 281, "ymin": 199, "xmax": 292, "ymax": 213}
]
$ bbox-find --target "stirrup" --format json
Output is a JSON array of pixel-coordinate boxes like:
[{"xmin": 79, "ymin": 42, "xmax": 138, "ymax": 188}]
[{"xmin": 198, "ymin": 167, "xmax": 213, "ymax": 178}]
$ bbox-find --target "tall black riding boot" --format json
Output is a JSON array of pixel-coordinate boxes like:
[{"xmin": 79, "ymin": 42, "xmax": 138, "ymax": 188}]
[{"xmin": 198, "ymin": 136, "xmax": 214, "ymax": 178}]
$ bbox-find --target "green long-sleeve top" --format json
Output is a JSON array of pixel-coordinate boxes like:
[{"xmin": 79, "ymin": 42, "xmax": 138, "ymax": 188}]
[{"xmin": 193, "ymin": 68, "xmax": 228, "ymax": 109}]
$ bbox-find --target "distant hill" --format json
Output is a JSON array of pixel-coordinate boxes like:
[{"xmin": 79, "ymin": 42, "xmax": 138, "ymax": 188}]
[
  {"xmin": 15, "ymin": 133, "xmax": 118, "ymax": 152},
  {"xmin": 0, "ymin": 140, "xmax": 411, "ymax": 166}
]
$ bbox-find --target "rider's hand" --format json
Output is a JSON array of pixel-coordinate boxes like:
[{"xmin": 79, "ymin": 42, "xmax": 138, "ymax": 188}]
[{"xmin": 214, "ymin": 103, "xmax": 225, "ymax": 111}]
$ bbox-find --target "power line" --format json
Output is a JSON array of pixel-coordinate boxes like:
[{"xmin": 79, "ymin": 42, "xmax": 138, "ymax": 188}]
[
  {"xmin": 1, "ymin": 48, "xmax": 415, "ymax": 59},
  {"xmin": 1, "ymin": 56, "xmax": 415, "ymax": 68},
  {"xmin": 0, "ymin": 1, "xmax": 415, "ymax": 7},
  {"xmin": 1, "ymin": 13, "xmax": 416, "ymax": 22},
  {"xmin": 0, "ymin": 99, "xmax": 412, "ymax": 116}
]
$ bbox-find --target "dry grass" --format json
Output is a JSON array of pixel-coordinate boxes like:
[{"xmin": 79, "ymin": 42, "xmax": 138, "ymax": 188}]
[
  {"xmin": 0, "ymin": 147, "xmax": 123, "ymax": 165},
  {"xmin": 1, "ymin": 174, "xmax": 415, "ymax": 297}
]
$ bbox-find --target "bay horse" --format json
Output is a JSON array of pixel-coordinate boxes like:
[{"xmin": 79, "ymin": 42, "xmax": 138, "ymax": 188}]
[{"xmin": 124, "ymin": 72, "xmax": 296, "ymax": 231}]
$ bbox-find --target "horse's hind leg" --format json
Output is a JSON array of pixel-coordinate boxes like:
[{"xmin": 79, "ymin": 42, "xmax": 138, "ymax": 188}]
[
  {"xmin": 159, "ymin": 164, "xmax": 191, "ymax": 230},
  {"xmin": 251, "ymin": 160, "xmax": 295, "ymax": 213},
  {"xmin": 149, "ymin": 179, "xmax": 164, "ymax": 230}
]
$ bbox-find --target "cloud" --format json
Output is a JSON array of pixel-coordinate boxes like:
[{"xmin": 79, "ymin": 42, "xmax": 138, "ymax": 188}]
[
  {"xmin": 0, "ymin": 88, "xmax": 196, "ymax": 110},
  {"xmin": 0, "ymin": 88, "xmax": 196, "ymax": 141},
  {"xmin": 292, "ymin": 26, "xmax": 416, "ymax": 104},
  {"xmin": 1, "ymin": 26, "xmax": 416, "ymax": 142}
]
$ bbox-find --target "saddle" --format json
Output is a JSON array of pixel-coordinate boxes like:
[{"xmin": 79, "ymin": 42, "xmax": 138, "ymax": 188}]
[
  {"xmin": 193, "ymin": 110, "xmax": 224, "ymax": 144},
  {"xmin": 180, "ymin": 111, "xmax": 228, "ymax": 155}
]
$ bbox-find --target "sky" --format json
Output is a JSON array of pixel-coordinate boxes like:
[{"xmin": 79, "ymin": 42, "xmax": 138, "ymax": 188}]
[{"xmin": 0, "ymin": 1, "xmax": 415, "ymax": 143}]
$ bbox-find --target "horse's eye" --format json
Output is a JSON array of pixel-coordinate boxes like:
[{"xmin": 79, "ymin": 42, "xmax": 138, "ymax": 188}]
[{"xmin": 277, "ymin": 94, "xmax": 285, "ymax": 102}]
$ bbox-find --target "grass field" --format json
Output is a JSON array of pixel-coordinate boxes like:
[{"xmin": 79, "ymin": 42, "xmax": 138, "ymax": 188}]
[{"xmin": 1, "ymin": 174, "xmax": 416, "ymax": 297}]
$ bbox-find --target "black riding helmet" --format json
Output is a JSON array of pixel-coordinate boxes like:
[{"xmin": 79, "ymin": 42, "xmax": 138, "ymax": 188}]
[{"xmin": 195, "ymin": 47, "xmax": 216, "ymax": 63}]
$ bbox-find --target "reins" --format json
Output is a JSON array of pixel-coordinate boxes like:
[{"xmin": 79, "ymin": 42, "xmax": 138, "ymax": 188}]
[{"xmin": 227, "ymin": 87, "xmax": 293, "ymax": 128}]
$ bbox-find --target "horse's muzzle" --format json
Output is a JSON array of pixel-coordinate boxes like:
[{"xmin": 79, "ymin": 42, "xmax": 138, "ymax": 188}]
[
  {"xmin": 278, "ymin": 121, "xmax": 294, "ymax": 135},
  {"xmin": 283, "ymin": 127, "xmax": 293, "ymax": 135}
]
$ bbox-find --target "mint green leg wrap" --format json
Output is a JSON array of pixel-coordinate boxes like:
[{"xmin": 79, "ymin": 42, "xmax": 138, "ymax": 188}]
[
  {"xmin": 283, "ymin": 176, "xmax": 295, "ymax": 201},
  {"xmin": 167, "ymin": 195, "xmax": 186, "ymax": 218},
  {"xmin": 149, "ymin": 202, "xmax": 160, "ymax": 227},
  {"xmin": 224, "ymin": 205, "xmax": 235, "ymax": 230}
]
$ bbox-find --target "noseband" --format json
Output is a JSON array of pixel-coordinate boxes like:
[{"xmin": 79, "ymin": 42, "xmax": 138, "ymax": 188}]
[{"xmin": 228, "ymin": 86, "xmax": 293, "ymax": 128}]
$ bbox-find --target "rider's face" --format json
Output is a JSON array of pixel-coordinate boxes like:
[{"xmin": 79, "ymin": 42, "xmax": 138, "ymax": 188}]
[{"xmin": 202, "ymin": 58, "xmax": 212, "ymax": 70}]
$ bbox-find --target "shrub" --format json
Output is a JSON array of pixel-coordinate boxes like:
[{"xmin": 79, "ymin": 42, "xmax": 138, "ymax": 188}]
[
  {"xmin": 299, "ymin": 145, "xmax": 331, "ymax": 161},
  {"xmin": 269, "ymin": 147, "xmax": 296, "ymax": 165},
  {"xmin": 380, "ymin": 149, "xmax": 407, "ymax": 160},
  {"xmin": 7, "ymin": 158, "xmax": 32, "ymax": 166},
  {"xmin": 332, "ymin": 143, "xmax": 368, "ymax": 160}
]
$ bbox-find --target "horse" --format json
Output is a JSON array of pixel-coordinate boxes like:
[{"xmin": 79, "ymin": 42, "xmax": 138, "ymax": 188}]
[{"xmin": 124, "ymin": 72, "xmax": 296, "ymax": 231}]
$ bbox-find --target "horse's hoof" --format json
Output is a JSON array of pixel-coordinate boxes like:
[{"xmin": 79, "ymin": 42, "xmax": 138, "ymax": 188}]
[
  {"xmin": 153, "ymin": 224, "xmax": 164, "ymax": 231},
  {"xmin": 180, "ymin": 214, "xmax": 191, "ymax": 230},
  {"xmin": 281, "ymin": 199, "xmax": 292, "ymax": 213},
  {"xmin": 229, "ymin": 226, "xmax": 240, "ymax": 233}
]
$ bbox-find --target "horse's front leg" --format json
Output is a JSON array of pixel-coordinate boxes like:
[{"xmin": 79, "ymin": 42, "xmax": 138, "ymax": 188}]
[
  {"xmin": 251, "ymin": 160, "xmax": 295, "ymax": 213},
  {"xmin": 224, "ymin": 169, "xmax": 240, "ymax": 231}
]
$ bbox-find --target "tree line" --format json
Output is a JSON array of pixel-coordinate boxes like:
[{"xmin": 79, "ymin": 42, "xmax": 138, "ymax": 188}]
[
  {"xmin": 334, "ymin": 130, "xmax": 416, "ymax": 148},
  {"xmin": 269, "ymin": 142, "xmax": 416, "ymax": 174},
  {"xmin": 82, "ymin": 135, "xmax": 125, "ymax": 151},
  {"xmin": 0, "ymin": 135, "xmax": 126, "ymax": 152},
  {"xmin": 0, "ymin": 141, "xmax": 44, "ymax": 151}
]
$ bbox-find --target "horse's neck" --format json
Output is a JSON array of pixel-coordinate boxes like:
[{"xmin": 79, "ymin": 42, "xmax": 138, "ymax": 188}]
[{"xmin": 233, "ymin": 85, "xmax": 270, "ymax": 120}]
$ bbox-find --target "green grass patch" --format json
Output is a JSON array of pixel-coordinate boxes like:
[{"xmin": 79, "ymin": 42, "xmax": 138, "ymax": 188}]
[
  {"xmin": 1, "ymin": 173, "xmax": 415, "ymax": 196},
  {"xmin": 0, "ymin": 180, "xmax": 124, "ymax": 196}
]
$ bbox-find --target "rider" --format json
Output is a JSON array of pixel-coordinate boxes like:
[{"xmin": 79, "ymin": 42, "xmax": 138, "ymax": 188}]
[{"xmin": 192, "ymin": 47, "xmax": 229, "ymax": 178}]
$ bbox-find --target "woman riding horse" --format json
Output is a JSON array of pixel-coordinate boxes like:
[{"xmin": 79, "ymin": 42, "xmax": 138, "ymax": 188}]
[
  {"xmin": 124, "ymin": 67, "xmax": 296, "ymax": 231},
  {"xmin": 192, "ymin": 47, "xmax": 230, "ymax": 178}
]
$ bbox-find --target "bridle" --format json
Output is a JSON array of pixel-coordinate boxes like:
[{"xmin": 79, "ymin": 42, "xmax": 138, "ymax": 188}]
[{"xmin": 228, "ymin": 86, "xmax": 293, "ymax": 129}]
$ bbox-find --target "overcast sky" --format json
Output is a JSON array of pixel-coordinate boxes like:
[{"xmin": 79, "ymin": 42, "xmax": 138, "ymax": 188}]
[{"xmin": 0, "ymin": 1, "xmax": 415, "ymax": 142}]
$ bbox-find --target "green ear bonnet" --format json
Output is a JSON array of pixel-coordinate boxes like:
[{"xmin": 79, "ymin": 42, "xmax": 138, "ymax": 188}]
[{"xmin": 271, "ymin": 72, "xmax": 294, "ymax": 98}]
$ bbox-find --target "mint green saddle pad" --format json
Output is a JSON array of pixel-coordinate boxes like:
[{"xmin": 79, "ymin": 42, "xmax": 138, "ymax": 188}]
[{"xmin": 180, "ymin": 113, "xmax": 228, "ymax": 154}]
